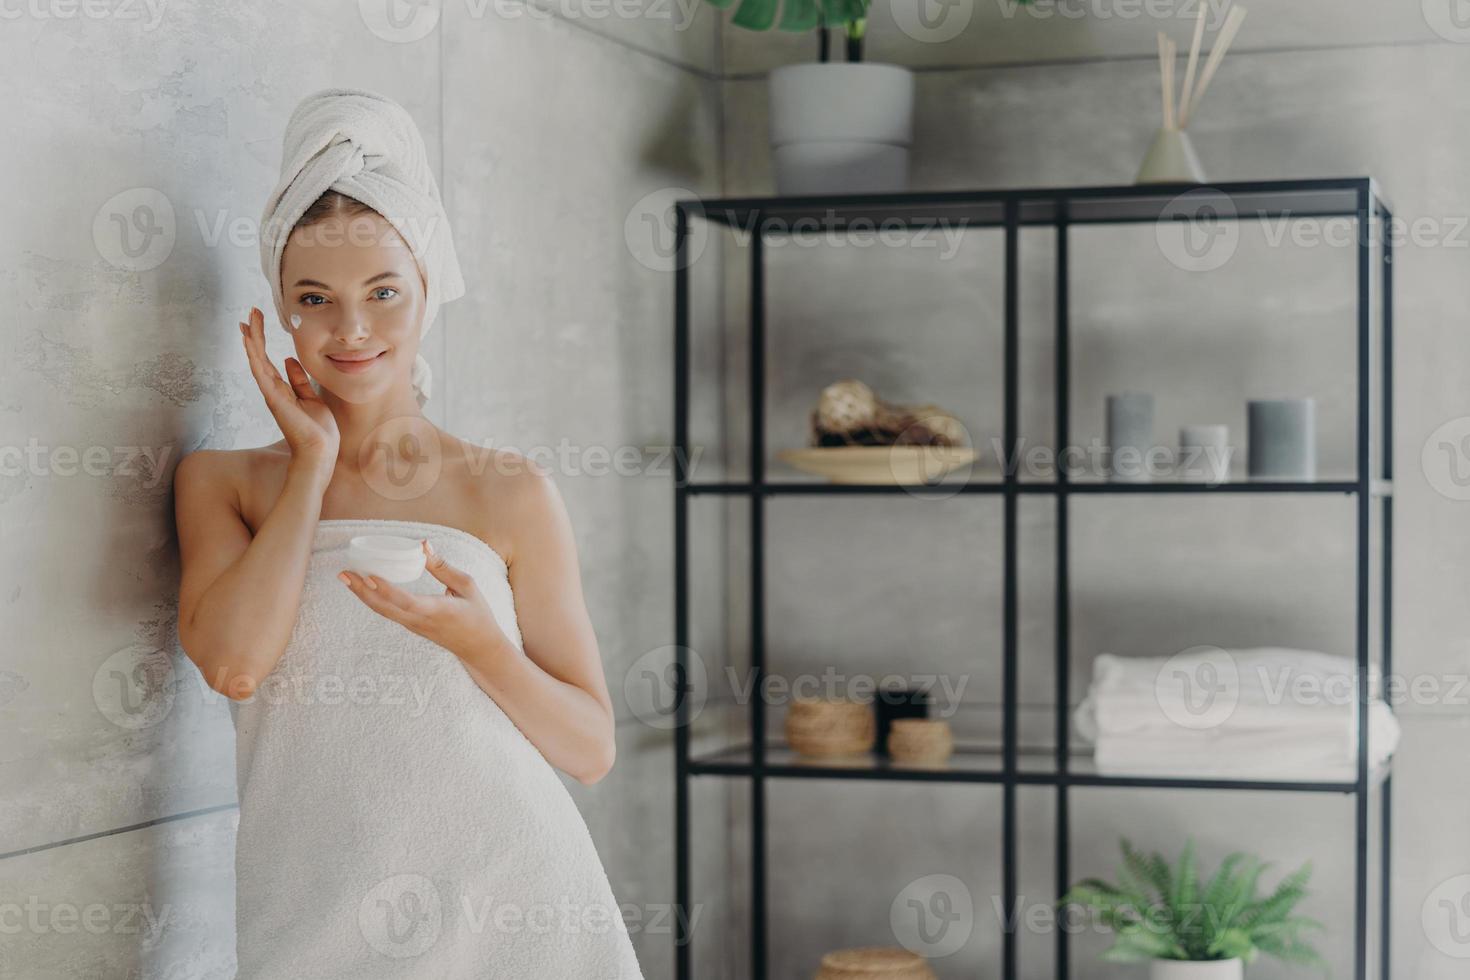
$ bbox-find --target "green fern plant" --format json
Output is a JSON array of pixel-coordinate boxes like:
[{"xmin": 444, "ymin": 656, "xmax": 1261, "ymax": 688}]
[{"xmin": 1058, "ymin": 838, "xmax": 1328, "ymax": 969}]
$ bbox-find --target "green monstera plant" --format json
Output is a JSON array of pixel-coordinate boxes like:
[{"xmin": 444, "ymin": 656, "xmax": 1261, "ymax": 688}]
[
  {"xmin": 707, "ymin": 0, "xmax": 872, "ymax": 61},
  {"xmin": 704, "ymin": 0, "xmax": 1035, "ymax": 63},
  {"xmin": 1059, "ymin": 838, "xmax": 1328, "ymax": 969}
]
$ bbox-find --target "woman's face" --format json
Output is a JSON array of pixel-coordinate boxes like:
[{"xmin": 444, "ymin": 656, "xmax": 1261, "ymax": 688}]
[{"xmin": 279, "ymin": 210, "xmax": 426, "ymax": 403}]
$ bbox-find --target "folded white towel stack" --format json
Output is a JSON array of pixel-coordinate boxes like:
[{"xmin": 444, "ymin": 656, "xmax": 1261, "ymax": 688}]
[{"xmin": 1074, "ymin": 647, "xmax": 1399, "ymax": 781}]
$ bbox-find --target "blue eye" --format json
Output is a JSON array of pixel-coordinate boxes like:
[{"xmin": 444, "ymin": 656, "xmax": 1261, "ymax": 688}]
[
  {"xmin": 300, "ymin": 294, "xmax": 326, "ymax": 307},
  {"xmin": 373, "ymin": 286, "xmax": 399, "ymax": 300}
]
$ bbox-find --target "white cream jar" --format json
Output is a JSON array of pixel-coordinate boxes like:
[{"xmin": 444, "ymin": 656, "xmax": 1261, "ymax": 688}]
[{"xmin": 346, "ymin": 534, "xmax": 427, "ymax": 584}]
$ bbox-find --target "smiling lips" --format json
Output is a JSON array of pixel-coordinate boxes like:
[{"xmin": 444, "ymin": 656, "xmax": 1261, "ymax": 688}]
[{"xmin": 325, "ymin": 350, "xmax": 388, "ymax": 374}]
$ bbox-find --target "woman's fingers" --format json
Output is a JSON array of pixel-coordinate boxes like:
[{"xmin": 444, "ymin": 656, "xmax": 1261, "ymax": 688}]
[
  {"xmin": 245, "ymin": 308, "xmax": 288, "ymax": 390},
  {"xmin": 422, "ymin": 540, "xmax": 480, "ymax": 598},
  {"xmin": 340, "ymin": 571, "xmax": 433, "ymax": 630},
  {"xmin": 283, "ymin": 357, "xmax": 319, "ymax": 402}
]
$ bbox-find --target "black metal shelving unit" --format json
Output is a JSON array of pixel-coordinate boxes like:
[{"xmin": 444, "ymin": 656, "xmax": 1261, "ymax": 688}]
[{"xmin": 671, "ymin": 178, "xmax": 1394, "ymax": 980}]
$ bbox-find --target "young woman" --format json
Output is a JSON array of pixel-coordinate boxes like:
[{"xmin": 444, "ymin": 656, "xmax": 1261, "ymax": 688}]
[{"xmin": 174, "ymin": 90, "xmax": 644, "ymax": 978}]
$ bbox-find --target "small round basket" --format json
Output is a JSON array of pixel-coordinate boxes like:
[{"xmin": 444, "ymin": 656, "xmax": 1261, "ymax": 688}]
[
  {"xmin": 813, "ymin": 945, "xmax": 937, "ymax": 980},
  {"xmin": 785, "ymin": 697, "xmax": 876, "ymax": 758},
  {"xmin": 886, "ymin": 718, "xmax": 953, "ymax": 764}
]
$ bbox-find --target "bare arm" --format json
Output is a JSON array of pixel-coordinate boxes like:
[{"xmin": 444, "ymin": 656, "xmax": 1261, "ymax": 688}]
[
  {"xmin": 175, "ymin": 306, "xmax": 340, "ymax": 700},
  {"xmin": 454, "ymin": 462, "xmax": 617, "ymax": 784},
  {"xmin": 175, "ymin": 451, "xmax": 331, "ymax": 699}
]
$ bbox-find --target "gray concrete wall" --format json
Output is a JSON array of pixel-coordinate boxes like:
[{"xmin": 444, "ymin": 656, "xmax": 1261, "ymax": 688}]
[
  {"xmin": 0, "ymin": 1, "xmax": 720, "ymax": 978},
  {"xmin": 705, "ymin": 13, "xmax": 1470, "ymax": 980}
]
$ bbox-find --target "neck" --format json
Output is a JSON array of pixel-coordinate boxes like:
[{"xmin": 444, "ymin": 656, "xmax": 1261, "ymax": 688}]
[{"xmin": 321, "ymin": 384, "xmax": 435, "ymax": 474}]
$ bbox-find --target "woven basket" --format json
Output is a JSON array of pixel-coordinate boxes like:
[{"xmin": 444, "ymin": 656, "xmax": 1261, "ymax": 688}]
[
  {"xmin": 886, "ymin": 718, "xmax": 953, "ymax": 764},
  {"xmin": 814, "ymin": 945, "xmax": 937, "ymax": 980},
  {"xmin": 785, "ymin": 697, "xmax": 875, "ymax": 758}
]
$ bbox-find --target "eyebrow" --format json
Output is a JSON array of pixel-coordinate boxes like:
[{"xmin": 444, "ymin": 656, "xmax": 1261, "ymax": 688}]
[{"xmin": 291, "ymin": 271, "xmax": 403, "ymax": 290}]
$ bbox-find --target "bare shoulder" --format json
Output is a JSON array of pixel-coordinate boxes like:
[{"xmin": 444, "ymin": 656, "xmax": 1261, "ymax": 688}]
[
  {"xmin": 449, "ymin": 442, "xmax": 566, "ymax": 566},
  {"xmin": 174, "ymin": 442, "xmax": 291, "ymax": 532}
]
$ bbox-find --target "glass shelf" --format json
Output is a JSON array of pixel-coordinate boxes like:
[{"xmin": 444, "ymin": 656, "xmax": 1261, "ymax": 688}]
[
  {"xmin": 689, "ymin": 741, "xmax": 1388, "ymax": 793},
  {"xmin": 678, "ymin": 178, "xmax": 1392, "ymax": 233}
]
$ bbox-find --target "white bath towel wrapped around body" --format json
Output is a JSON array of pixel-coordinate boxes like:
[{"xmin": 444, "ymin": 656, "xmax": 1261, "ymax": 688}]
[{"xmin": 228, "ymin": 519, "xmax": 645, "ymax": 979}]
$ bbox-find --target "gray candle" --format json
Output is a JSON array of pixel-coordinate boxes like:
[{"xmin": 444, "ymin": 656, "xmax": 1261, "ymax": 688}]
[
  {"xmin": 1247, "ymin": 398, "xmax": 1316, "ymax": 479},
  {"xmin": 1178, "ymin": 424, "xmax": 1231, "ymax": 483},
  {"xmin": 1106, "ymin": 392, "xmax": 1155, "ymax": 482}
]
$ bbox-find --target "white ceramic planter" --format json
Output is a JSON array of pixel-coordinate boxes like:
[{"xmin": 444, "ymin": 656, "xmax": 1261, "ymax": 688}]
[
  {"xmin": 1149, "ymin": 958, "xmax": 1244, "ymax": 980},
  {"xmin": 767, "ymin": 62, "xmax": 914, "ymax": 195}
]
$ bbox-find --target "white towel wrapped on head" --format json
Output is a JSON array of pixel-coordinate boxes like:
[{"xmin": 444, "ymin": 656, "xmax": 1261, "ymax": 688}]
[{"xmin": 258, "ymin": 87, "xmax": 465, "ymax": 406}]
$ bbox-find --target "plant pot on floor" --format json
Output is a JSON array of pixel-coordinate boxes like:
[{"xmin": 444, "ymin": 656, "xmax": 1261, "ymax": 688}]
[
  {"xmin": 1149, "ymin": 959, "xmax": 1244, "ymax": 980},
  {"xmin": 768, "ymin": 62, "xmax": 914, "ymax": 195}
]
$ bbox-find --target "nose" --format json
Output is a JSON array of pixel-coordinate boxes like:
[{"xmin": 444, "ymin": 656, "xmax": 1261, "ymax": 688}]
[{"xmin": 333, "ymin": 306, "xmax": 371, "ymax": 343}]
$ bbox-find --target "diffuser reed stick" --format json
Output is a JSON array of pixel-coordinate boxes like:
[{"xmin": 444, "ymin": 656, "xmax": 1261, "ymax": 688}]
[
  {"xmin": 1137, "ymin": 3, "xmax": 1247, "ymax": 183},
  {"xmin": 1179, "ymin": 5, "xmax": 1248, "ymax": 127},
  {"xmin": 1177, "ymin": 3, "xmax": 1207, "ymax": 121}
]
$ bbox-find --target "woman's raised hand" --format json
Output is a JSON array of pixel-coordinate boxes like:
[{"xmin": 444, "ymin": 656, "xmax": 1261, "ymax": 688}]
[{"xmin": 239, "ymin": 306, "xmax": 340, "ymax": 472}]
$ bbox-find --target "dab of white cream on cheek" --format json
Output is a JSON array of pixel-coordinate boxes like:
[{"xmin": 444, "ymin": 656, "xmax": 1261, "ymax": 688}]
[{"xmin": 290, "ymin": 314, "xmax": 302, "ymax": 329}]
